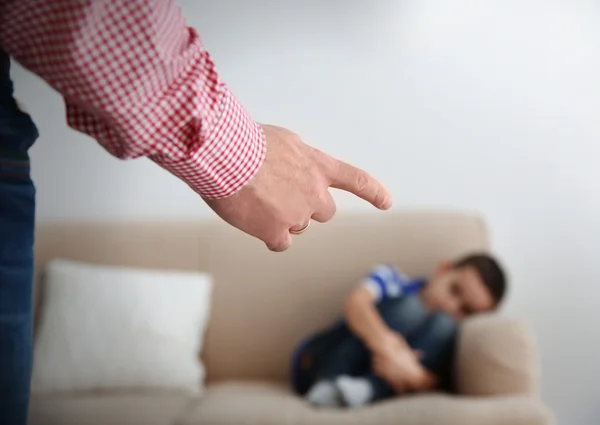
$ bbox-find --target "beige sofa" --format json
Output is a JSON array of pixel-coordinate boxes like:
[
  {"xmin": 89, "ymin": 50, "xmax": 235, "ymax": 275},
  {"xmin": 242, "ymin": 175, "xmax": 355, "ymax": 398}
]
[{"xmin": 29, "ymin": 210, "xmax": 554, "ymax": 425}]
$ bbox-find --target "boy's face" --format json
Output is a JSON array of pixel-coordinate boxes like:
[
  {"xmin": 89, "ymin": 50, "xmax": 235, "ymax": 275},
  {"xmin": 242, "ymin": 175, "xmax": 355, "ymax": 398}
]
[{"xmin": 419, "ymin": 262, "xmax": 495, "ymax": 320}]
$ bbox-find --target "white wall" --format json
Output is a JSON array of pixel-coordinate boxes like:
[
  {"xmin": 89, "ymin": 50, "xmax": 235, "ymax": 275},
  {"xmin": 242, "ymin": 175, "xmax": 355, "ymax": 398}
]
[{"xmin": 11, "ymin": 0, "xmax": 600, "ymax": 423}]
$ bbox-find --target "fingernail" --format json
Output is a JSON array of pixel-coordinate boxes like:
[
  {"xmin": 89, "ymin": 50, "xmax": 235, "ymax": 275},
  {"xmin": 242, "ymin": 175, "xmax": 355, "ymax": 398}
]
[{"xmin": 381, "ymin": 196, "xmax": 393, "ymax": 210}]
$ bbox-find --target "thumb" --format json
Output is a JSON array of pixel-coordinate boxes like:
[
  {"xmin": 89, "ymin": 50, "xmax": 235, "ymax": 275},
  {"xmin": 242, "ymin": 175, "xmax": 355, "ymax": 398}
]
[{"xmin": 329, "ymin": 159, "xmax": 392, "ymax": 210}]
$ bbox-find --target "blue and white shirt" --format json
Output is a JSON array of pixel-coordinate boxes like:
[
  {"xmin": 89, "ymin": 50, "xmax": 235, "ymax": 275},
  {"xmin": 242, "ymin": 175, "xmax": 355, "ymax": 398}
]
[{"xmin": 360, "ymin": 264, "xmax": 427, "ymax": 303}]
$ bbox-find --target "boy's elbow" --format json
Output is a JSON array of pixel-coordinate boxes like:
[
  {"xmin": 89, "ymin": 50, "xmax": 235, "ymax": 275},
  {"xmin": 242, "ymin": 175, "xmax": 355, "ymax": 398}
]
[
  {"xmin": 343, "ymin": 287, "xmax": 372, "ymax": 318},
  {"xmin": 343, "ymin": 291, "xmax": 357, "ymax": 319}
]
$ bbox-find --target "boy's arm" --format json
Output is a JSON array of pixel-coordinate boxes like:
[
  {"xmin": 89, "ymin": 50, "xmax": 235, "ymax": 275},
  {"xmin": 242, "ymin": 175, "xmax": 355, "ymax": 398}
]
[
  {"xmin": 345, "ymin": 286, "xmax": 439, "ymax": 393},
  {"xmin": 344, "ymin": 264, "xmax": 412, "ymax": 353},
  {"xmin": 344, "ymin": 264, "xmax": 443, "ymax": 393},
  {"xmin": 344, "ymin": 286, "xmax": 407, "ymax": 353}
]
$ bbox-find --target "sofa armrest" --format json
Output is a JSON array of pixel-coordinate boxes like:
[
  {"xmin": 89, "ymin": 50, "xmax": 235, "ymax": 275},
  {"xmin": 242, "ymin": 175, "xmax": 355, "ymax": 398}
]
[{"xmin": 455, "ymin": 314, "xmax": 541, "ymax": 396}]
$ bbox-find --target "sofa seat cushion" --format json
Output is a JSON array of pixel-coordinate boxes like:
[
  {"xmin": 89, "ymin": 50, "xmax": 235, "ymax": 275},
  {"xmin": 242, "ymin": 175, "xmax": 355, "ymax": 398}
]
[
  {"xmin": 182, "ymin": 381, "xmax": 553, "ymax": 425},
  {"xmin": 29, "ymin": 392, "xmax": 193, "ymax": 425}
]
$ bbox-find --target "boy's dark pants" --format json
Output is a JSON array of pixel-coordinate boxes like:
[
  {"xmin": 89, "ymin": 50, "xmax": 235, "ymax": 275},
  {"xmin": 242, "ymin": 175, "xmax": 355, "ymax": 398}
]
[{"xmin": 292, "ymin": 295, "xmax": 459, "ymax": 402}]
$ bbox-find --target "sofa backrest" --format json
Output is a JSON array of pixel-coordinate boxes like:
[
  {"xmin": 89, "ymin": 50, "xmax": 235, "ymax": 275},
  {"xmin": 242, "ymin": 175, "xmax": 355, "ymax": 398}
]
[{"xmin": 34, "ymin": 209, "xmax": 490, "ymax": 383}]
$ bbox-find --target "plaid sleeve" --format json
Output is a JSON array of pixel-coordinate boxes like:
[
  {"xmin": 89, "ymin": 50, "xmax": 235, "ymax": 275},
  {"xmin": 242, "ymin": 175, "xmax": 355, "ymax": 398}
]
[
  {"xmin": 0, "ymin": 0, "xmax": 266, "ymax": 199},
  {"xmin": 360, "ymin": 264, "xmax": 412, "ymax": 303}
]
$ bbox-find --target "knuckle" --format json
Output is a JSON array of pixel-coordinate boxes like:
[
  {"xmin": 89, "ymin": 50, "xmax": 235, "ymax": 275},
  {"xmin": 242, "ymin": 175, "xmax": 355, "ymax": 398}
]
[
  {"xmin": 268, "ymin": 243, "xmax": 285, "ymax": 253},
  {"xmin": 268, "ymin": 235, "xmax": 291, "ymax": 252},
  {"xmin": 317, "ymin": 190, "xmax": 330, "ymax": 206},
  {"xmin": 329, "ymin": 201, "xmax": 337, "ymax": 216},
  {"xmin": 307, "ymin": 184, "xmax": 321, "ymax": 202},
  {"xmin": 373, "ymin": 187, "xmax": 383, "ymax": 203},
  {"xmin": 311, "ymin": 147, "xmax": 334, "ymax": 170},
  {"xmin": 312, "ymin": 192, "xmax": 336, "ymax": 223},
  {"xmin": 311, "ymin": 146, "xmax": 326, "ymax": 160},
  {"xmin": 355, "ymin": 171, "xmax": 369, "ymax": 193}
]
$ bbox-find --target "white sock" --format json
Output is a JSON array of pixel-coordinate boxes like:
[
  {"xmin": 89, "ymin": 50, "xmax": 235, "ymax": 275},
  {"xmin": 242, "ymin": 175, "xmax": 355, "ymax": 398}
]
[
  {"xmin": 336, "ymin": 375, "xmax": 374, "ymax": 408},
  {"xmin": 306, "ymin": 380, "xmax": 342, "ymax": 407}
]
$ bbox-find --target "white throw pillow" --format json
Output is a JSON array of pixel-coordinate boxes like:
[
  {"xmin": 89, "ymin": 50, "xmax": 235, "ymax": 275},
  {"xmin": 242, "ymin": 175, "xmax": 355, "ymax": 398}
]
[{"xmin": 32, "ymin": 259, "xmax": 213, "ymax": 395}]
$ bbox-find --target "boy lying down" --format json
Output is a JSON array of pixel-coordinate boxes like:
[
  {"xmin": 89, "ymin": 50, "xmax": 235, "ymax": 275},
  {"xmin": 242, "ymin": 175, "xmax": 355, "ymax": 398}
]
[{"xmin": 290, "ymin": 253, "xmax": 507, "ymax": 407}]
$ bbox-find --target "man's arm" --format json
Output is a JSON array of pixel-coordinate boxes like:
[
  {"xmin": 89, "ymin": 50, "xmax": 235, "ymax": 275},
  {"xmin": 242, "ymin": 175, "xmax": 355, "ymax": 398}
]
[
  {"xmin": 0, "ymin": 0, "xmax": 264, "ymax": 199},
  {"xmin": 1, "ymin": 0, "xmax": 393, "ymax": 252}
]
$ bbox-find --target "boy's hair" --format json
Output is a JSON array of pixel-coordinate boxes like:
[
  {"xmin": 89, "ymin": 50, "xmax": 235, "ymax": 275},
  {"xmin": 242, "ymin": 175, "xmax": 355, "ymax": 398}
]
[{"xmin": 454, "ymin": 253, "xmax": 507, "ymax": 305}]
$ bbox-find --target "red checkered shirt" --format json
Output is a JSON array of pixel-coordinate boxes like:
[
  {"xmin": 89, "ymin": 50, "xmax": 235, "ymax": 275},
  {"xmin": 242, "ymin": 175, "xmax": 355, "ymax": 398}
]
[{"xmin": 0, "ymin": 0, "xmax": 266, "ymax": 199}]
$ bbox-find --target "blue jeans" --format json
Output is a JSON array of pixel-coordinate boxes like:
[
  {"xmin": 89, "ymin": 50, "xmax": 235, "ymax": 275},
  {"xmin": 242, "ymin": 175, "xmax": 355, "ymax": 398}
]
[
  {"xmin": 292, "ymin": 295, "xmax": 459, "ymax": 402},
  {"xmin": 1, "ymin": 49, "xmax": 38, "ymax": 425}
]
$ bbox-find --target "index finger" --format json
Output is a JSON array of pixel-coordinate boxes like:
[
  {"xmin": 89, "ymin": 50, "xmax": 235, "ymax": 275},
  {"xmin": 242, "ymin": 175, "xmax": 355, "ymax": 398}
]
[{"xmin": 328, "ymin": 160, "xmax": 392, "ymax": 210}]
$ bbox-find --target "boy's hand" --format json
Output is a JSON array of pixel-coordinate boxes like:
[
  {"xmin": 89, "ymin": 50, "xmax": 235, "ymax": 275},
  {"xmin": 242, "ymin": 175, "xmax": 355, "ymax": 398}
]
[
  {"xmin": 372, "ymin": 346, "xmax": 425, "ymax": 394},
  {"xmin": 369, "ymin": 331, "xmax": 438, "ymax": 394},
  {"xmin": 368, "ymin": 330, "xmax": 410, "ymax": 360}
]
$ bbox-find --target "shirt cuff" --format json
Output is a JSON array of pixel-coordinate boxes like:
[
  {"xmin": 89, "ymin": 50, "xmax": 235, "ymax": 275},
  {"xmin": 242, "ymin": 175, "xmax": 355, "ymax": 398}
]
[{"xmin": 151, "ymin": 88, "xmax": 267, "ymax": 200}]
